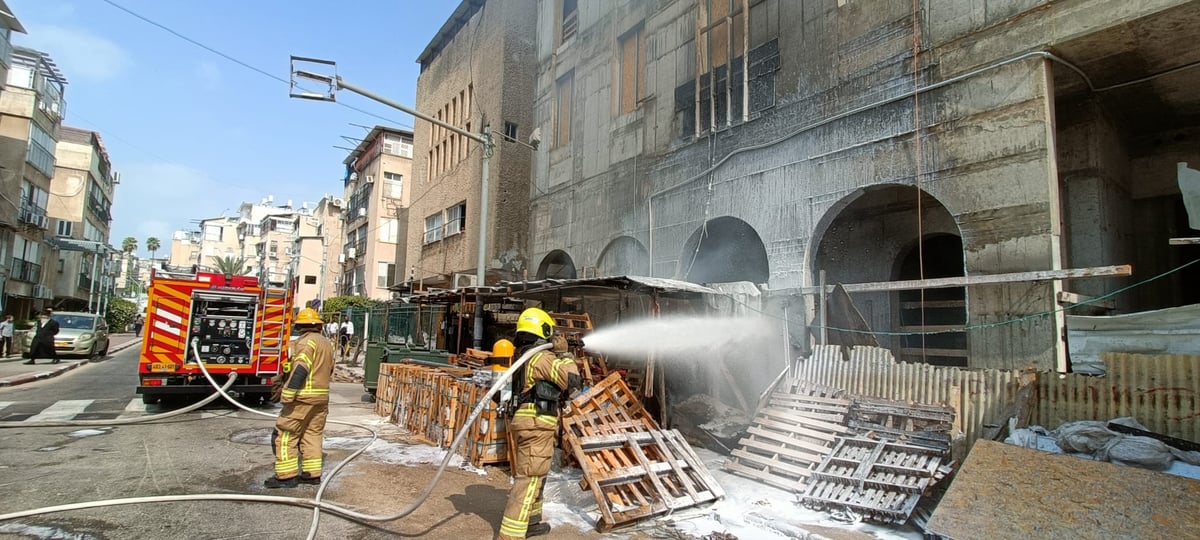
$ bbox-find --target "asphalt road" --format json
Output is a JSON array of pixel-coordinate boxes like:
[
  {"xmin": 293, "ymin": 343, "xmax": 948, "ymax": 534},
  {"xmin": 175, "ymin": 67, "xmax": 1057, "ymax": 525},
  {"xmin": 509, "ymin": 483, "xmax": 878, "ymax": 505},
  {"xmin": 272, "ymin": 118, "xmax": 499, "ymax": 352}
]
[{"xmin": 0, "ymin": 346, "xmax": 604, "ymax": 540}]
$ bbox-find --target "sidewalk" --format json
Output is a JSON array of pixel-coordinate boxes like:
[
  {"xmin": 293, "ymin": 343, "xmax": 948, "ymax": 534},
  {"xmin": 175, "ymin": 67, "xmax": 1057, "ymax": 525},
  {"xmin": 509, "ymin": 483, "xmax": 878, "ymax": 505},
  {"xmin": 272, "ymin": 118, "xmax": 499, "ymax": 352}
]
[{"xmin": 0, "ymin": 333, "xmax": 143, "ymax": 387}]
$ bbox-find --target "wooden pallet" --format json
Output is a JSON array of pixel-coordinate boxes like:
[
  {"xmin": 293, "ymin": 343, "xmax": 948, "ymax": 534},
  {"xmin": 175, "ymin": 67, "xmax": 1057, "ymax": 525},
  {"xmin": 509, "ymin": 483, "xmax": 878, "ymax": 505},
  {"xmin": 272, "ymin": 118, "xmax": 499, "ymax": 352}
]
[
  {"xmin": 723, "ymin": 381, "xmax": 851, "ymax": 493},
  {"xmin": 550, "ymin": 312, "xmax": 610, "ymax": 385},
  {"xmin": 847, "ymin": 396, "xmax": 955, "ymax": 450},
  {"xmin": 803, "ymin": 436, "xmax": 947, "ymax": 524},
  {"xmin": 563, "ymin": 373, "xmax": 723, "ymax": 531}
]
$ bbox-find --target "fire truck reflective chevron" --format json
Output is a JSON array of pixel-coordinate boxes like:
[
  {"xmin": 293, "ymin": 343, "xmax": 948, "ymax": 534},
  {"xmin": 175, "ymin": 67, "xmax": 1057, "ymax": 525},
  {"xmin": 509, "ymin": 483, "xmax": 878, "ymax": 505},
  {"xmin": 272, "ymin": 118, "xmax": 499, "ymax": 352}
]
[{"xmin": 136, "ymin": 269, "xmax": 296, "ymax": 405}]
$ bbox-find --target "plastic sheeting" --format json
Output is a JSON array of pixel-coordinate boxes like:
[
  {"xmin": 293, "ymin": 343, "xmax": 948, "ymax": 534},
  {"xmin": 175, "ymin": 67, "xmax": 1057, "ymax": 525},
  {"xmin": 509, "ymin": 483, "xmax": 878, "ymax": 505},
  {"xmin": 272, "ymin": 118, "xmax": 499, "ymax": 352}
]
[{"xmin": 1067, "ymin": 304, "xmax": 1200, "ymax": 374}]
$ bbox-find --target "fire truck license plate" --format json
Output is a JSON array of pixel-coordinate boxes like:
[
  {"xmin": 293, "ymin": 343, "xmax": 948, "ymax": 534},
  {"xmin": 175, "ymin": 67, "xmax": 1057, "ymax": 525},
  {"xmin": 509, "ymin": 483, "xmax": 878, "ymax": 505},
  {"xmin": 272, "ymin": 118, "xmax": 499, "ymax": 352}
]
[{"xmin": 149, "ymin": 363, "xmax": 176, "ymax": 373}]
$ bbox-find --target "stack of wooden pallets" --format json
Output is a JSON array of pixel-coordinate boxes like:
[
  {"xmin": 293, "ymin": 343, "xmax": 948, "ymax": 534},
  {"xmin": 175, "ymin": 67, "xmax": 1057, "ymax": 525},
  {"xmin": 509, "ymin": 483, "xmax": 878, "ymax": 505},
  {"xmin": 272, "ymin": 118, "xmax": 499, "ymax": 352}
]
[
  {"xmin": 562, "ymin": 373, "xmax": 724, "ymax": 532},
  {"xmin": 723, "ymin": 381, "xmax": 852, "ymax": 492},
  {"xmin": 373, "ymin": 362, "xmax": 509, "ymax": 467},
  {"xmin": 802, "ymin": 436, "xmax": 947, "ymax": 523}
]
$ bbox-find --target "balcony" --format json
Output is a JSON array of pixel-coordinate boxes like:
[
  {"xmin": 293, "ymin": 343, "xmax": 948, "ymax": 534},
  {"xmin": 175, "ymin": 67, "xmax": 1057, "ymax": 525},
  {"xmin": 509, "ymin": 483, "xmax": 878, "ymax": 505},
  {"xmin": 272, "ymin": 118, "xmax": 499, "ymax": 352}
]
[
  {"xmin": 11, "ymin": 258, "xmax": 42, "ymax": 283},
  {"xmin": 26, "ymin": 140, "xmax": 55, "ymax": 178},
  {"xmin": 0, "ymin": 35, "xmax": 12, "ymax": 69},
  {"xmin": 17, "ymin": 204, "xmax": 48, "ymax": 229},
  {"xmin": 78, "ymin": 274, "xmax": 96, "ymax": 293}
]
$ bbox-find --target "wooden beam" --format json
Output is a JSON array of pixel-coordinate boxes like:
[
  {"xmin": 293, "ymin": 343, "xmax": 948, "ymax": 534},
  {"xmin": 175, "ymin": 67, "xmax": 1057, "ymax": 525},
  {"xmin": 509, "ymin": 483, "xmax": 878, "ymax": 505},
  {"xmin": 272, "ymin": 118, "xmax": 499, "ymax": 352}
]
[
  {"xmin": 1056, "ymin": 291, "xmax": 1115, "ymax": 310},
  {"xmin": 1169, "ymin": 237, "xmax": 1200, "ymax": 245},
  {"xmin": 775, "ymin": 265, "xmax": 1131, "ymax": 296}
]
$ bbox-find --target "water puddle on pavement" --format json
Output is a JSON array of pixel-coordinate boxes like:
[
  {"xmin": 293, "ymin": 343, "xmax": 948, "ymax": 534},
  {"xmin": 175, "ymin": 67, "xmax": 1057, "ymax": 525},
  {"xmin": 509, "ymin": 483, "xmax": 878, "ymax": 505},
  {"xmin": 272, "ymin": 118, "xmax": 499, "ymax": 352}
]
[{"xmin": 0, "ymin": 524, "xmax": 99, "ymax": 540}]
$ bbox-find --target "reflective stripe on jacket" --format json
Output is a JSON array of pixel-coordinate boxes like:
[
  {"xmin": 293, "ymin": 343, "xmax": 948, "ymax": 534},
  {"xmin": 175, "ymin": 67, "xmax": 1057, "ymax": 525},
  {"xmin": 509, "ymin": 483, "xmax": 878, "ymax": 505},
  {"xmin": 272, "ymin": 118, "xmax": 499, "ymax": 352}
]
[{"xmin": 280, "ymin": 332, "xmax": 335, "ymax": 402}]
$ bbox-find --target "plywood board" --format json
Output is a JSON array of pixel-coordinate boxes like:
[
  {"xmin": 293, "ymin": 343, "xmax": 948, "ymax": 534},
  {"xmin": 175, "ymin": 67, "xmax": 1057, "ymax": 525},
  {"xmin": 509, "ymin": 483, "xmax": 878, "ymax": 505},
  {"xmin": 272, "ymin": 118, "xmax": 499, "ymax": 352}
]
[{"xmin": 927, "ymin": 440, "xmax": 1200, "ymax": 539}]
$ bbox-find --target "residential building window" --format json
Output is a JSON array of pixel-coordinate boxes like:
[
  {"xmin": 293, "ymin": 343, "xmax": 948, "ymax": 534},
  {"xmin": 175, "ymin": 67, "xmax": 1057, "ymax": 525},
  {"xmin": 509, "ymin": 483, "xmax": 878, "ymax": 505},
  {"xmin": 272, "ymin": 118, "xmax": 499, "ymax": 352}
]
[
  {"xmin": 57, "ymin": 258, "xmax": 64, "ymax": 273},
  {"xmin": 304, "ymin": 275, "xmax": 317, "ymax": 284},
  {"xmin": 559, "ymin": 0, "xmax": 578, "ymax": 43},
  {"xmin": 383, "ymin": 172, "xmax": 403, "ymax": 199},
  {"xmin": 56, "ymin": 219, "xmax": 73, "ymax": 237},
  {"xmin": 379, "ymin": 218, "xmax": 399, "ymax": 243},
  {"xmin": 555, "ymin": 71, "xmax": 574, "ymax": 147},
  {"xmin": 376, "ymin": 262, "xmax": 396, "ymax": 288},
  {"xmin": 444, "ymin": 202, "xmax": 466, "ymax": 237},
  {"xmin": 424, "ymin": 212, "xmax": 444, "ymax": 244},
  {"xmin": 618, "ymin": 26, "xmax": 646, "ymax": 115},
  {"xmin": 27, "ymin": 123, "xmax": 56, "ymax": 177},
  {"xmin": 383, "ymin": 133, "xmax": 413, "ymax": 158},
  {"xmin": 503, "ymin": 122, "xmax": 518, "ymax": 143},
  {"xmin": 204, "ymin": 224, "xmax": 223, "ymax": 242},
  {"xmin": 83, "ymin": 220, "xmax": 103, "ymax": 243},
  {"xmin": 18, "ymin": 181, "xmax": 49, "ymax": 225},
  {"xmin": 7, "ymin": 64, "xmax": 32, "ymax": 88}
]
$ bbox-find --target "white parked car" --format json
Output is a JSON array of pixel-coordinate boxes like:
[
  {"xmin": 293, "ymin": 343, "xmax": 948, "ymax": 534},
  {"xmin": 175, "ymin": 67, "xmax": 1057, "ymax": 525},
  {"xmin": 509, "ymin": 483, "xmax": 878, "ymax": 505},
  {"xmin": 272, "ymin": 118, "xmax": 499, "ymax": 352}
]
[{"xmin": 23, "ymin": 311, "xmax": 111, "ymax": 358}]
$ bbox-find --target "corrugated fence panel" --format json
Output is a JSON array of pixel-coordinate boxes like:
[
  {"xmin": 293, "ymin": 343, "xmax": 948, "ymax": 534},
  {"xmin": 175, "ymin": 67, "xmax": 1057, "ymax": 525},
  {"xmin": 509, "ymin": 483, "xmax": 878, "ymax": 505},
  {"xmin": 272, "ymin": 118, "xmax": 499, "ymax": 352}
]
[
  {"xmin": 796, "ymin": 348, "xmax": 1021, "ymax": 449},
  {"xmin": 1037, "ymin": 353, "xmax": 1200, "ymax": 441}
]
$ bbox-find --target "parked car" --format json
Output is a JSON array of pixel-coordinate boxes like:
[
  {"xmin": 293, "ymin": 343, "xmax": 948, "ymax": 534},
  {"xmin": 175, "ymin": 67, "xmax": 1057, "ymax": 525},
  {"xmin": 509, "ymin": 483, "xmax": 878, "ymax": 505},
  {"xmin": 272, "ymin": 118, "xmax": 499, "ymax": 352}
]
[{"xmin": 22, "ymin": 311, "xmax": 110, "ymax": 358}]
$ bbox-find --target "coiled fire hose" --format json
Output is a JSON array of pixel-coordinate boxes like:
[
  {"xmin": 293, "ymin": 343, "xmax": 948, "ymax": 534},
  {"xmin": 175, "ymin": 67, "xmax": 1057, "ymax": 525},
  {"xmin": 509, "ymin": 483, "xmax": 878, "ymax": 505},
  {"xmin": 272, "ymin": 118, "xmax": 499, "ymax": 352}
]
[{"xmin": 0, "ymin": 340, "xmax": 553, "ymax": 540}]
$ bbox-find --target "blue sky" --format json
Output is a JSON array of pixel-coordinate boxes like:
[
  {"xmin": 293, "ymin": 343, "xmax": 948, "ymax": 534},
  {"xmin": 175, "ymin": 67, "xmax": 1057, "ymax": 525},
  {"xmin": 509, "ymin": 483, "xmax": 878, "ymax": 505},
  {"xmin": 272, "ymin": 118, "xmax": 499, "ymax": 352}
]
[{"xmin": 10, "ymin": 0, "xmax": 461, "ymax": 256}]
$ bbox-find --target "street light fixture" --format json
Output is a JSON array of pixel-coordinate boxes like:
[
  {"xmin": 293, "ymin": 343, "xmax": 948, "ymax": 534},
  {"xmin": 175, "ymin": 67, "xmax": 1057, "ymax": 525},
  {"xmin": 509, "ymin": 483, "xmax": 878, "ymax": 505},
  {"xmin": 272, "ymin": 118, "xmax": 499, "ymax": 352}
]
[{"xmin": 289, "ymin": 55, "xmax": 496, "ymax": 349}]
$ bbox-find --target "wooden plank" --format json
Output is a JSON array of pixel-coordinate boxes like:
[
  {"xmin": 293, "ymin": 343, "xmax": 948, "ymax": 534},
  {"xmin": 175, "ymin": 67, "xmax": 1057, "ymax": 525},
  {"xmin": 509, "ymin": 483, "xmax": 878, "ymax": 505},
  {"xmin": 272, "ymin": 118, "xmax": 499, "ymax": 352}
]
[
  {"xmin": 1169, "ymin": 237, "xmax": 1200, "ymax": 245},
  {"xmin": 736, "ymin": 437, "xmax": 825, "ymax": 464},
  {"xmin": 732, "ymin": 449, "xmax": 815, "ymax": 478},
  {"xmin": 927, "ymin": 440, "xmax": 1200, "ymax": 539},
  {"xmin": 723, "ymin": 461, "xmax": 808, "ymax": 492},
  {"xmin": 746, "ymin": 424, "xmax": 837, "ymax": 449},
  {"xmin": 899, "ymin": 347, "xmax": 969, "ymax": 358},
  {"xmin": 900, "ymin": 300, "xmax": 966, "ymax": 309},
  {"xmin": 784, "ymin": 265, "xmax": 1132, "ymax": 295},
  {"xmin": 757, "ymin": 408, "xmax": 850, "ymax": 434}
]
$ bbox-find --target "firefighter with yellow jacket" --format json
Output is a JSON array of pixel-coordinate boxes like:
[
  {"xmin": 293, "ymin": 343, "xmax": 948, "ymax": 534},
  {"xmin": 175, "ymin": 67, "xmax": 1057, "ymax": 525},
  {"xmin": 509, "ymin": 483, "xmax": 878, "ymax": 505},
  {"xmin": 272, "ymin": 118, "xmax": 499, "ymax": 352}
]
[
  {"xmin": 265, "ymin": 307, "xmax": 335, "ymax": 489},
  {"xmin": 499, "ymin": 308, "xmax": 581, "ymax": 539}
]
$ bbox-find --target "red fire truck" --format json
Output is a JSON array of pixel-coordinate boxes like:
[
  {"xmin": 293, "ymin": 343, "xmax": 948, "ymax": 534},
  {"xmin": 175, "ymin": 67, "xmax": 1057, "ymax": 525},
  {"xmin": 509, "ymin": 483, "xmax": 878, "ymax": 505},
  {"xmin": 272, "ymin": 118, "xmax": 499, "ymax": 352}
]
[{"xmin": 136, "ymin": 268, "xmax": 295, "ymax": 405}]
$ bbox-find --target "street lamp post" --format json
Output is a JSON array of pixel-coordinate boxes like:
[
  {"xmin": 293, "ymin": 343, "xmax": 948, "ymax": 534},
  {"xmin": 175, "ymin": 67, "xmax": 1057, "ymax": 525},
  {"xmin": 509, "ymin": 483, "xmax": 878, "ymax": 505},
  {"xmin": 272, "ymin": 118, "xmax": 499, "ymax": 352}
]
[{"xmin": 289, "ymin": 56, "xmax": 494, "ymax": 349}]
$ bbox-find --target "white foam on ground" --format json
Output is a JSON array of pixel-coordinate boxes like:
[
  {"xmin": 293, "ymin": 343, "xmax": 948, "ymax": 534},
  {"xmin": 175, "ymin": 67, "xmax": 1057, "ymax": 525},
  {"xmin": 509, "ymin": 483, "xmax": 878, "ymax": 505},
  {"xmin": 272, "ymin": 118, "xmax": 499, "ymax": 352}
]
[
  {"xmin": 324, "ymin": 436, "xmax": 487, "ymax": 476},
  {"xmin": 67, "ymin": 428, "xmax": 110, "ymax": 438},
  {"xmin": 0, "ymin": 523, "xmax": 98, "ymax": 540}
]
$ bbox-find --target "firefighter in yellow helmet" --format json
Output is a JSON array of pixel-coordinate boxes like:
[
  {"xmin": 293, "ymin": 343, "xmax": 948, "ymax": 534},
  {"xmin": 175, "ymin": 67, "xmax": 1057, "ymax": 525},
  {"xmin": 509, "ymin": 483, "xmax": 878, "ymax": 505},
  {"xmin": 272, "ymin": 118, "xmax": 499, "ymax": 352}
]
[
  {"xmin": 265, "ymin": 307, "xmax": 335, "ymax": 488},
  {"xmin": 498, "ymin": 307, "xmax": 581, "ymax": 539}
]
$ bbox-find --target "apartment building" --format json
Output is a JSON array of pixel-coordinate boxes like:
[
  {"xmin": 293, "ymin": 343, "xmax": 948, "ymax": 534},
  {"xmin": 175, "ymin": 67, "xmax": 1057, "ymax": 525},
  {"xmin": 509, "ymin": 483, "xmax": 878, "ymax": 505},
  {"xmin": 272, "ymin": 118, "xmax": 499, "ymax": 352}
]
[
  {"xmin": 46, "ymin": 126, "xmax": 118, "ymax": 313},
  {"xmin": 0, "ymin": 46, "xmax": 65, "ymax": 318},
  {"xmin": 340, "ymin": 126, "xmax": 412, "ymax": 298},
  {"xmin": 406, "ymin": 0, "xmax": 536, "ymax": 291},
  {"xmin": 528, "ymin": 0, "xmax": 1200, "ymax": 371},
  {"xmin": 252, "ymin": 211, "xmax": 302, "ymax": 286},
  {"xmin": 167, "ymin": 229, "xmax": 201, "ymax": 269},
  {"xmin": 0, "ymin": 2, "xmax": 23, "ymax": 90},
  {"xmin": 288, "ymin": 195, "xmax": 342, "ymax": 307}
]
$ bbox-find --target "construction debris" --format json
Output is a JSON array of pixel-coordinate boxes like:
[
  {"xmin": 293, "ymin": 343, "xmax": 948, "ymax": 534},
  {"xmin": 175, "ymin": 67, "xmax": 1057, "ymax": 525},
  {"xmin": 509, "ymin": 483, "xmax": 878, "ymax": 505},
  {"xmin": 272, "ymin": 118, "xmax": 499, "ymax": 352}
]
[
  {"xmin": 926, "ymin": 440, "xmax": 1200, "ymax": 539},
  {"xmin": 562, "ymin": 373, "xmax": 725, "ymax": 532}
]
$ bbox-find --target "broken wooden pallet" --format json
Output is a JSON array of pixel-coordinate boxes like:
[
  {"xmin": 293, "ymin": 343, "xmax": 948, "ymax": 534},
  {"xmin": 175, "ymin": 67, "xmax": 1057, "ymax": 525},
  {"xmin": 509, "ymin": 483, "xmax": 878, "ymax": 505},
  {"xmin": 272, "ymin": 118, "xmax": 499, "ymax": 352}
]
[
  {"xmin": 723, "ymin": 381, "xmax": 851, "ymax": 493},
  {"xmin": 848, "ymin": 396, "xmax": 955, "ymax": 450},
  {"xmin": 802, "ymin": 436, "xmax": 946, "ymax": 524},
  {"xmin": 563, "ymin": 373, "xmax": 723, "ymax": 531}
]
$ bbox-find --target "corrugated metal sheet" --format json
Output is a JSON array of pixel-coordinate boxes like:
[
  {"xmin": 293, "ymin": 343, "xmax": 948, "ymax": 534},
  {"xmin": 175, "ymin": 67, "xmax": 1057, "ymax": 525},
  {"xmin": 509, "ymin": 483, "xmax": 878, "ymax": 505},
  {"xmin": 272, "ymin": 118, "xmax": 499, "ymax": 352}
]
[
  {"xmin": 1037, "ymin": 352, "xmax": 1200, "ymax": 441},
  {"xmin": 797, "ymin": 349, "xmax": 1200, "ymax": 449},
  {"xmin": 795, "ymin": 347, "xmax": 1022, "ymax": 448}
]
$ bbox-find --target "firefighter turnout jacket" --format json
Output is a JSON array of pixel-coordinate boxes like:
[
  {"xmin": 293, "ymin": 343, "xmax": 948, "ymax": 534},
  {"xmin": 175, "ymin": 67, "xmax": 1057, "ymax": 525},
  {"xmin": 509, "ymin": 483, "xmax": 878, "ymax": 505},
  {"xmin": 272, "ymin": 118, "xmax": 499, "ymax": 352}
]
[
  {"xmin": 272, "ymin": 330, "xmax": 335, "ymax": 481},
  {"xmin": 499, "ymin": 349, "xmax": 581, "ymax": 540}
]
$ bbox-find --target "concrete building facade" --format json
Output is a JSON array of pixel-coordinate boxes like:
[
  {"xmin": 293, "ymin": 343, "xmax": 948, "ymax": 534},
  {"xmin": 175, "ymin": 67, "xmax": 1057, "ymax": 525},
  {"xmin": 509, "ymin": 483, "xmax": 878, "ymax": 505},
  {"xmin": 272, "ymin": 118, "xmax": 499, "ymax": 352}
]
[
  {"xmin": 341, "ymin": 126, "xmax": 412, "ymax": 298},
  {"xmin": 406, "ymin": 0, "xmax": 537, "ymax": 290},
  {"xmin": 0, "ymin": 46, "xmax": 65, "ymax": 318},
  {"xmin": 528, "ymin": 0, "xmax": 1200, "ymax": 371},
  {"xmin": 47, "ymin": 126, "xmax": 118, "ymax": 313},
  {"xmin": 289, "ymin": 195, "xmax": 343, "ymax": 308}
]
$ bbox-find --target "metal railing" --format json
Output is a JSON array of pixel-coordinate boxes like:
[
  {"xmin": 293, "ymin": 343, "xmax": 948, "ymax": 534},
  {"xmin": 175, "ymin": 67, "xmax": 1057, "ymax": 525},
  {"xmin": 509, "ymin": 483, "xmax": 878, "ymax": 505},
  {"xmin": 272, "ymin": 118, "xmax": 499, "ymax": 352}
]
[{"xmin": 11, "ymin": 258, "xmax": 42, "ymax": 283}]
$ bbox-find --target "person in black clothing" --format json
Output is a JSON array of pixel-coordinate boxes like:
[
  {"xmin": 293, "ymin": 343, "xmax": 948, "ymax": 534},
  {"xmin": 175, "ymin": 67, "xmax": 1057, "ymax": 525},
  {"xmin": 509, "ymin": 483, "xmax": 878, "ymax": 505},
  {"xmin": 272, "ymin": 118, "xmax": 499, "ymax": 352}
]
[{"xmin": 23, "ymin": 308, "xmax": 60, "ymax": 365}]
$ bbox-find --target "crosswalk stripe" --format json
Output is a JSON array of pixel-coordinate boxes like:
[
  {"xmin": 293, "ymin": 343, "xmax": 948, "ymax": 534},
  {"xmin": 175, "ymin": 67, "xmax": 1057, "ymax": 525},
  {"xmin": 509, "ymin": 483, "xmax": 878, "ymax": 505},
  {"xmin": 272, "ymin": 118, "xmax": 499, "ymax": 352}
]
[
  {"xmin": 26, "ymin": 399, "xmax": 94, "ymax": 422},
  {"xmin": 117, "ymin": 398, "xmax": 146, "ymax": 419}
]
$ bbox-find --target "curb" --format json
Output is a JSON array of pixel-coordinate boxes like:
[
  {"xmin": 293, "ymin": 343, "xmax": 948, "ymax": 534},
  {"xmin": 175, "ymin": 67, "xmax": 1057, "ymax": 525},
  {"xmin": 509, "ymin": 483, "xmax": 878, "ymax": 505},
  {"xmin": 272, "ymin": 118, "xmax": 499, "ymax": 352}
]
[{"xmin": 0, "ymin": 338, "xmax": 142, "ymax": 387}]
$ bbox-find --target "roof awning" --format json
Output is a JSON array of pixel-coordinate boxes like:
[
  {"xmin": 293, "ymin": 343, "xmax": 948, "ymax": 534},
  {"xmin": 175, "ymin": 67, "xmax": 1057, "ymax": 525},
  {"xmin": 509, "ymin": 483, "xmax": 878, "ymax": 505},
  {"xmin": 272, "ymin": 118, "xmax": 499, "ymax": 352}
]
[
  {"xmin": 400, "ymin": 275, "xmax": 721, "ymax": 304},
  {"xmin": 45, "ymin": 237, "xmax": 113, "ymax": 253}
]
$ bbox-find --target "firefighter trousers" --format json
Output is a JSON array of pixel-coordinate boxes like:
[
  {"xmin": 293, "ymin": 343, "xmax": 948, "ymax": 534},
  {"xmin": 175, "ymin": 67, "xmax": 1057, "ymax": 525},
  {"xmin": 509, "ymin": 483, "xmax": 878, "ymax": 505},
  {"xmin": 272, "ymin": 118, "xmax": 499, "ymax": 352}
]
[
  {"xmin": 273, "ymin": 398, "xmax": 329, "ymax": 480},
  {"xmin": 499, "ymin": 414, "xmax": 556, "ymax": 540}
]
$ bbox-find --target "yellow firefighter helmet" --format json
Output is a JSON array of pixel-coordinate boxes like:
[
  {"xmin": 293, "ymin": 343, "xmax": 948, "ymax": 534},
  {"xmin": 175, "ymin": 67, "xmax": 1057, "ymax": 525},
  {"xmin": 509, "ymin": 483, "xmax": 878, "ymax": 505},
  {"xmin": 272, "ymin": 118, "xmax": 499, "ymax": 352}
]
[
  {"xmin": 516, "ymin": 307, "xmax": 555, "ymax": 339},
  {"xmin": 492, "ymin": 338, "xmax": 515, "ymax": 358},
  {"xmin": 295, "ymin": 308, "xmax": 323, "ymax": 325}
]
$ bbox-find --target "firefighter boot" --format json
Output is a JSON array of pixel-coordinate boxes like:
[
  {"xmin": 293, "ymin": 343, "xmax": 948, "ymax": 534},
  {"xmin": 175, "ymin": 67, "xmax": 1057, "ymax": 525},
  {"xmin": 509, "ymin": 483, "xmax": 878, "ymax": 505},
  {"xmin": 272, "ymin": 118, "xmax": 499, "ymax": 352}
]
[
  {"xmin": 264, "ymin": 476, "xmax": 299, "ymax": 489},
  {"xmin": 525, "ymin": 523, "xmax": 551, "ymax": 538},
  {"xmin": 298, "ymin": 473, "xmax": 322, "ymax": 485}
]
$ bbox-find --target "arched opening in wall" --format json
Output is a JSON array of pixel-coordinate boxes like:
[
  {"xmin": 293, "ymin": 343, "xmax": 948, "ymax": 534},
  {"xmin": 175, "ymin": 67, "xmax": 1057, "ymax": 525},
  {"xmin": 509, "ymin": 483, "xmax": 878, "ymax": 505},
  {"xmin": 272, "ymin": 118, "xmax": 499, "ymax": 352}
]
[
  {"xmin": 678, "ymin": 217, "xmax": 769, "ymax": 285},
  {"xmin": 812, "ymin": 185, "xmax": 962, "ymax": 361},
  {"xmin": 536, "ymin": 250, "xmax": 577, "ymax": 279},
  {"xmin": 596, "ymin": 236, "xmax": 649, "ymax": 277},
  {"xmin": 895, "ymin": 234, "xmax": 967, "ymax": 367}
]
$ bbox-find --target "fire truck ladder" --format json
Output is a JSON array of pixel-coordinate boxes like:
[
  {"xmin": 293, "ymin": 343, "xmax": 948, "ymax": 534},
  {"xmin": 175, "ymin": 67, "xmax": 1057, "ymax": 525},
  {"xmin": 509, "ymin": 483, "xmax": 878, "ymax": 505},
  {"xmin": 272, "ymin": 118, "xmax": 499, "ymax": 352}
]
[{"xmin": 255, "ymin": 287, "xmax": 290, "ymax": 372}]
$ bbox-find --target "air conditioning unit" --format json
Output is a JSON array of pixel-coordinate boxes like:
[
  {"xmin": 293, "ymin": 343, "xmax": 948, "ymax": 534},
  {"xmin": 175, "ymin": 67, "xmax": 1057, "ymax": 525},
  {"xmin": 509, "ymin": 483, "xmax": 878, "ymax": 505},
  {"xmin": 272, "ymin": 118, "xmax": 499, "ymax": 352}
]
[
  {"xmin": 33, "ymin": 285, "xmax": 53, "ymax": 299},
  {"xmin": 347, "ymin": 247, "xmax": 357, "ymax": 259},
  {"xmin": 338, "ymin": 254, "xmax": 346, "ymax": 264},
  {"xmin": 284, "ymin": 248, "xmax": 294, "ymax": 256},
  {"xmin": 334, "ymin": 276, "xmax": 342, "ymax": 284},
  {"xmin": 332, "ymin": 197, "xmax": 345, "ymax": 207},
  {"xmin": 33, "ymin": 215, "xmax": 49, "ymax": 229},
  {"xmin": 357, "ymin": 208, "xmax": 367, "ymax": 218},
  {"xmin": 364, "ymin": 175, "xmax": 375, "ymax": 184},
  {"xmin": 452, "ymin": 273, "xmax": 478, "ymax": 289}
]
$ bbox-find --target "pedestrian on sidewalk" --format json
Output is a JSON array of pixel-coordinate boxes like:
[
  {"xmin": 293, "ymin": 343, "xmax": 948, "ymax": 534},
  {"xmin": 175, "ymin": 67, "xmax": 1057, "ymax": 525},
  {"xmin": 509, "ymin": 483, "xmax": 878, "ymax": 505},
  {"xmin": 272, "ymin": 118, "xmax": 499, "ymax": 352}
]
[
  {"xmin": 0, "ymin": 314, "xmax": 13, "ymax": 358},
  {"xmin": 23, "ymin": 308, "xmax": 60, "ymax": 365},
  {"xmin": 133, "ymin": 314, "xmax": 145, "ymax": 337}
]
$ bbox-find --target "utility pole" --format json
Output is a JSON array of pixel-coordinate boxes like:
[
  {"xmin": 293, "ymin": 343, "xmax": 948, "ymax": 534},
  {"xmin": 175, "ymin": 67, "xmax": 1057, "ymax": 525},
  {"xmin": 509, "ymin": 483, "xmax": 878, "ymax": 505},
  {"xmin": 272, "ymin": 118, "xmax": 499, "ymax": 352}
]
[{"xmin": 290, "ymin": 56, "xmax": 495, "ymax": 349}]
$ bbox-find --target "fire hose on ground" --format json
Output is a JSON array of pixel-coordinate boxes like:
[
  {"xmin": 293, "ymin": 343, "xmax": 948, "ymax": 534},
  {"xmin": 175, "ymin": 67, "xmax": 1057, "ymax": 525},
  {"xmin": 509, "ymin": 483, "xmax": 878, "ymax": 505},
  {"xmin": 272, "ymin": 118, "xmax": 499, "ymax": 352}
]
[{"xmin": 0, "ymin": 340, "xmax": 554, "ymax": 540}]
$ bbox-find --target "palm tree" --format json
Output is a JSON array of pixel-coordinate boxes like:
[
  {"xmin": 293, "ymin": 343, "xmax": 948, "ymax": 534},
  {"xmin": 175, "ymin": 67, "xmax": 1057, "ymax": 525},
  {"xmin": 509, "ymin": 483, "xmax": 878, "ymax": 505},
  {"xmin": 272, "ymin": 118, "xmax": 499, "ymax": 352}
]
[
  {"xmin": 122, "ymin": 237, "xmax": 138, "ymax": 295},
  {"xmin": 211, "ymin": 256, "xmax": 250, "ymax": 276},
  {"xmin": 146, "ymin": 237, "xmax": 161, "ymax": 265}
]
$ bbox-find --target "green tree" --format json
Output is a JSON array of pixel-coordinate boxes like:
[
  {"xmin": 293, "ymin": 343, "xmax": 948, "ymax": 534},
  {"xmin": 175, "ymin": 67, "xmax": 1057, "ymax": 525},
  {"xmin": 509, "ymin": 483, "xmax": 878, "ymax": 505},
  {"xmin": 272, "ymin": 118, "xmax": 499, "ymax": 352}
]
[
  {"xmin": 321, "ymin": 295, "xmax": 378, "ymax": 319},
  {"xmin": 122, "ymin": 237, "xmax": 139, "ymax": 296},
  {"xmin": 106, "ymin": 297, "xmax": 140, "ymax": 333},
  {"xmin": 146, "ymin": 237, "xmax": 161, "ymax": 262},
  {"xmin": 211, "ymin": 255, "xmax": 250, "ymax": 275},
  {"xmin": 121, "ymin": 237, "xmax": 138, "ymax": 254}
]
